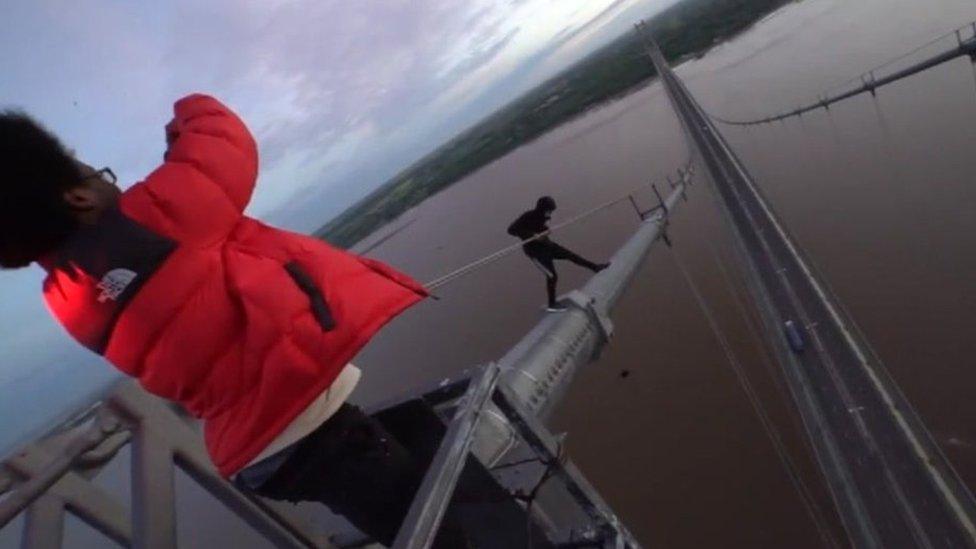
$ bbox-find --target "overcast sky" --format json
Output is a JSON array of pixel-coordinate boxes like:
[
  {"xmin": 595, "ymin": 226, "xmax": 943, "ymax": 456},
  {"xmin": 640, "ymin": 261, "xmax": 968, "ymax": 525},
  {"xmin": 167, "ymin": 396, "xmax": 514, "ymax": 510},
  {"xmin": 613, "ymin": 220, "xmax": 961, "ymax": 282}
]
[
  {"xmin": 3, "ymin": 0, "xmax": 674, "ymax": 231},
  {"xmin": 0, "ymin": 0, "xmax": 674, "ymax": 451}
]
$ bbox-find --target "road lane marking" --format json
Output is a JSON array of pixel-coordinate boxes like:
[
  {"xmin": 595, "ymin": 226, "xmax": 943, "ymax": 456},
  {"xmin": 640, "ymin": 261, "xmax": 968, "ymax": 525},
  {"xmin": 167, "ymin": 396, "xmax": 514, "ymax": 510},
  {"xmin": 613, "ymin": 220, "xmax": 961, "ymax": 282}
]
[{"xmin": 686, "ymin": 83, "xmax": 976, "ymax": 542}]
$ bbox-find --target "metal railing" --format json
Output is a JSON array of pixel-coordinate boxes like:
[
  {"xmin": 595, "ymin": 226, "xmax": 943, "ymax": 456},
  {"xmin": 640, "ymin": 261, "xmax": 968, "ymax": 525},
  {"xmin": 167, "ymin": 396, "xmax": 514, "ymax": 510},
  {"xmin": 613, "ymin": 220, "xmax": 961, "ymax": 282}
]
[
  {"xmin": 0, "ymin": 382, "xmax": 332, "ymax": 549},
  {"xmin": 391, "ymin": 363, "xmax": 639, "ymax": 549}
]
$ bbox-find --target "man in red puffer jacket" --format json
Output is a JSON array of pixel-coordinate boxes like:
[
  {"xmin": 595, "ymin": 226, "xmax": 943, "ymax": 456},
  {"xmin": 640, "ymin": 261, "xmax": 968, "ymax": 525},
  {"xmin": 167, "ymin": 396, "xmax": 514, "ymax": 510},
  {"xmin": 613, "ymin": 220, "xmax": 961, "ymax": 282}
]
[{"xmin": 0, "ymin": 94, "xmax": 463, "ymax": 546}]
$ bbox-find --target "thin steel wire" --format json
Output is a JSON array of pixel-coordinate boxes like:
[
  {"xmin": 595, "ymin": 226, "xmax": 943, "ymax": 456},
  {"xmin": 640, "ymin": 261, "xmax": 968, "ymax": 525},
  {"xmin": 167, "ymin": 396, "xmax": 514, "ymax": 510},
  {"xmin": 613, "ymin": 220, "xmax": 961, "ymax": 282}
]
[
  {"xmin": 424, "ymin": 194, "xmax": 633, "ymax": 291},
  {"xmin": 668, "ymin": 246, "xmax": 841, "ymax": 548},
  {"xmin": 421, "ymin": 167, "xmax": 691, "ymax": 292}
]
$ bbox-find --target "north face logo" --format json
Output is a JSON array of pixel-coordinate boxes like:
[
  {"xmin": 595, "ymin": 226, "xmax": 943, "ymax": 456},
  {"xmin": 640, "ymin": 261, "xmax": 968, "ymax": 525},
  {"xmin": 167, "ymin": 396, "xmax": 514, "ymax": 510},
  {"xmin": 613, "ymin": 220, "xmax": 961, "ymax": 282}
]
[{"xmin": 96, "ymin": 269, "xmax": 138, "ymax": 303}]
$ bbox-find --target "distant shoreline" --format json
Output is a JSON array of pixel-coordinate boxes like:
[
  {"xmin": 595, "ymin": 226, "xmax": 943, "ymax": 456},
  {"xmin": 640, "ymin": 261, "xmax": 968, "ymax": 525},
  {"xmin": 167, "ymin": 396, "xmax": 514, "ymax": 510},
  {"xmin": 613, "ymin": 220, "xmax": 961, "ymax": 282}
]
[{"xmin": 316, "ymin": 0, "xmax": 797, "ymax": 249}]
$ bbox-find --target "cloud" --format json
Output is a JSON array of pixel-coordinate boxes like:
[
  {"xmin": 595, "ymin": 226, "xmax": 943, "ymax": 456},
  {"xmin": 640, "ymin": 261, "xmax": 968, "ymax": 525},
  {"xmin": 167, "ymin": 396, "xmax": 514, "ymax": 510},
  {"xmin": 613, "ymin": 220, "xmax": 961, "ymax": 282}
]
[
  {"xmin": 146, "ymin": 0, "xmax": 557, "ymax": 222},
  {"xmin": 3, "ymin": 0, "xmax": 673, "ymax": 231},
  {"xmin": 269, "ymin": 0, "xmax": 676, "ymax": 230},
  {"xmin": 16, "ymin": 1, "xmax": 671, "ymax": 222}
]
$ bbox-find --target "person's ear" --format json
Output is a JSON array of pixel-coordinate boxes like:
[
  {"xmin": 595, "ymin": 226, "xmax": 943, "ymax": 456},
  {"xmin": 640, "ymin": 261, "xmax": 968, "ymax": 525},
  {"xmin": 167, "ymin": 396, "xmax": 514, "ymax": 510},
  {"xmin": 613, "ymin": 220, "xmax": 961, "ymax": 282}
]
[{"xmin": 63, "ymin": 186, "xmax": 99, "ymax": 212}]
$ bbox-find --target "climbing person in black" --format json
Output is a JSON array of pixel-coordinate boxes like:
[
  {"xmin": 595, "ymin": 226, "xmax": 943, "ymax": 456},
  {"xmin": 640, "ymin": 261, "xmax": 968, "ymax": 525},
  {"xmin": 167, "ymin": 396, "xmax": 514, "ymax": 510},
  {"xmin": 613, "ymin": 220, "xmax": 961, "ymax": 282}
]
[{"xmin": 508, "ymin": 196, "xmax": 610, "ymax": 312}]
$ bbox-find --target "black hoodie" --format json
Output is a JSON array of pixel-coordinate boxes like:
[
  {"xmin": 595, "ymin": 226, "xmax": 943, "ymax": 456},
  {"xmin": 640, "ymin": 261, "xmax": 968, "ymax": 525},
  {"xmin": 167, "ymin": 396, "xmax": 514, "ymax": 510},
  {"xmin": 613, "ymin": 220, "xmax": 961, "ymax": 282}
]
[{"xmin": 507, "ymin": 207, "xmax": 551, "ymax": 242}]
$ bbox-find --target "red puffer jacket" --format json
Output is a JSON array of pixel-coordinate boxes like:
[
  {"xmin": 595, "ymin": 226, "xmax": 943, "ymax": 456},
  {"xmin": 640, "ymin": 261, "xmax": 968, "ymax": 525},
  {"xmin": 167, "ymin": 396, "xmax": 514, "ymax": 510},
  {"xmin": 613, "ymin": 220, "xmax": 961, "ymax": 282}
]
[{"xmin": 42, "ymin": 94, "xmax": 427, "ymax": 477}]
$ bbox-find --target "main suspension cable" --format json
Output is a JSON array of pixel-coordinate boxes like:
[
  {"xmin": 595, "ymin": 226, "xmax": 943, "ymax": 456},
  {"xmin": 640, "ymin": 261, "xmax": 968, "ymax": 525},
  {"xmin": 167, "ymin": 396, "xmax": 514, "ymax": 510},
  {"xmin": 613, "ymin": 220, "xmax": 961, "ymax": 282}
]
[{"xmin": 712, "ymin": 20, "xmax": 976, "ymax": 126}]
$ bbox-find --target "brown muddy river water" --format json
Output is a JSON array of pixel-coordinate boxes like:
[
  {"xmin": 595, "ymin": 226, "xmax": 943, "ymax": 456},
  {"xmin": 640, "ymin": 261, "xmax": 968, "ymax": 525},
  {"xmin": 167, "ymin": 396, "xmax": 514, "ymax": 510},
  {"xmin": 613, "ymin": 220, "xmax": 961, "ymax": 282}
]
[{"xmin": 349, "ymin": 0, "xmax": 976, "ymax": 546}]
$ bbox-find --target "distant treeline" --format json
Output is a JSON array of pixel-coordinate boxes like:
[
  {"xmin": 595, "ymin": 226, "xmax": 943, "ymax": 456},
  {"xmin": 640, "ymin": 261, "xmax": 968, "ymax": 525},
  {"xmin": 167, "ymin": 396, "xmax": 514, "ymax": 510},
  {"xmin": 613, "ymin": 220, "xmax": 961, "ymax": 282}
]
[{"xmin": 318, "ymin": 0, "xmax": 795, "ymax": 248}]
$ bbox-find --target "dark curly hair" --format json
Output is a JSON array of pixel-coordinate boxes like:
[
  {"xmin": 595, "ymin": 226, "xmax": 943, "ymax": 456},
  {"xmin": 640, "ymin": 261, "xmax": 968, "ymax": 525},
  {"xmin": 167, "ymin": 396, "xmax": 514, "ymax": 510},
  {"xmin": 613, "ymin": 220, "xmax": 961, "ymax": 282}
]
[{"xmin": 0, "ymin": 111, "xmax": 82, "ymax": 268}]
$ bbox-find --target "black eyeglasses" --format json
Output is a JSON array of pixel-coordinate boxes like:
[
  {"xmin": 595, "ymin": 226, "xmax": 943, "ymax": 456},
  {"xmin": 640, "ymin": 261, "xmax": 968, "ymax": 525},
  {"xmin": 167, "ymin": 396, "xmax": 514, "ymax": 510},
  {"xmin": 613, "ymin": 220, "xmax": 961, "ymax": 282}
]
[{"xmin": 81, "ymin": 167, "xmax": 117, "ymax": 186}]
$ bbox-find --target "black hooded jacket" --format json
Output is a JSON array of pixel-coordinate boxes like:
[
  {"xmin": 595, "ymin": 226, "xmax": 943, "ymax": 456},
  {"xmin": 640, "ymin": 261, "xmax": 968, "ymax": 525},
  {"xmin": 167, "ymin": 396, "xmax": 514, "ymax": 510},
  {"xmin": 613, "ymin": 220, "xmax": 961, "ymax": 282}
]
[{"xmin": 507, "ymin": 208, "xmax": 551, "ymax": 241}]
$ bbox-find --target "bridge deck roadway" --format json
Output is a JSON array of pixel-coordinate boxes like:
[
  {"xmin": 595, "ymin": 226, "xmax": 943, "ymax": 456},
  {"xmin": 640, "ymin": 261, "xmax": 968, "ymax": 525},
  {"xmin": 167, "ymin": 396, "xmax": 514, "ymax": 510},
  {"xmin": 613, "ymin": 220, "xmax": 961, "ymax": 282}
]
[{"xmin": 646, "ymin": 40, "xmax": 976, "ymax": 548}]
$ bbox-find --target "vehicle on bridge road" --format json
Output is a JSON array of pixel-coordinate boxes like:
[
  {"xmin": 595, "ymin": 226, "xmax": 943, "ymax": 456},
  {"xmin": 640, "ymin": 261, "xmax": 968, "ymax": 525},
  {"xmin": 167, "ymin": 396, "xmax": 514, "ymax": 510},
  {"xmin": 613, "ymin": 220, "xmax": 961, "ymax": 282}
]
[{"xmin": 783, "ymin": 320, "xmax": 806, "ymax": 354}]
